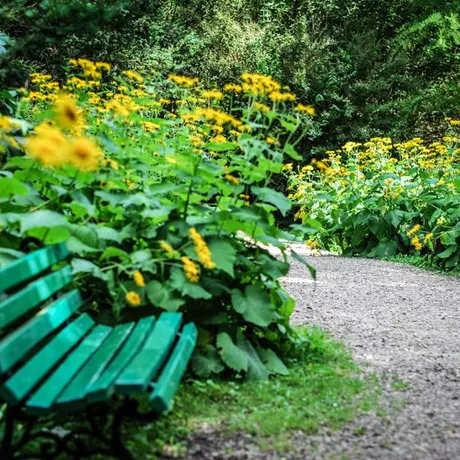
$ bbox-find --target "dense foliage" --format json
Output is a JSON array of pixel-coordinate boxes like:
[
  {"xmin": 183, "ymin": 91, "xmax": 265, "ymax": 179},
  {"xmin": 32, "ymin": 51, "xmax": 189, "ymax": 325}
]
[
  {"xmin": 1, "ymin": 1, "xmax": 459, "ymax": 151},
  {"xmin": 286, "ymin": 130, "xmax": 460, "ymax": 270},
  {"xmin": 0, "ymin": 60, "xmax": 317, "ymax": 379}
]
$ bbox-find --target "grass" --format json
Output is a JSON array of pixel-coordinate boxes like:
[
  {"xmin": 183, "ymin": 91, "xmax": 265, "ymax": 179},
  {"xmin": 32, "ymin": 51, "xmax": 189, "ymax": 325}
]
[
  {"xmin": 124, "ymin": 327, "xmax": 381, "ymax": 458},
  {"xmin": 382, "ymin": 254, "xmax": 460, "ymax": 277}
]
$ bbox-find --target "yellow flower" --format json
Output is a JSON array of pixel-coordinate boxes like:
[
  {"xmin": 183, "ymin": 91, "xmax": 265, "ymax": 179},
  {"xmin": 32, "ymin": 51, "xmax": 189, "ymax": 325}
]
[
  {"xmin": 411, "ymin": 236, "xmax": 423, "ymax": 251},
  {"xmin": 269, "ymin": 91, "xmax": 296, "ymax": 103},
  {"xmin": 160, "ymin": 241, "xmax": 175, "ymax": 255},
  {"xmin": 25, "ymin": 124, "xmax": 68, "ymax": 167},
  {"xmin": 424, "ymin": 233, "xmax": 434, "ymax": 243},
  {"xmin": 122, "ymin": 70, "xmax": 144, "ymax": 83},
  {"xmin": 55, "ymin": 94, "xmax": 83, "ymax": 129},
  {"xmin": 133, "ymin": 270, "xmax": 145, "ymax": 287},
  {"xmin": 126, "ymin": 291, "xmax": 142, "ymax": 306},
  {"xmin": 224, "ymin": 83, "xmax": 243, "ymax": 93},
  {"xmin": 181, "ymin": 256, "xmax": 200, "ymax": 283},
  {"xmin": 224, "ymin": 174, "xmax": 239, "ymax": 185},
  {"xmin": 168, "ymin": 74, "xmax": 199, "ymax": 87},
  {"xmin": 202, "ymin": 89, "xmax": 223, "ymax": 100},
  {"xmin": 66, "ymin": 137, "xmax": 103, "ymax": 170},
  {"xmin": 266, "ymin": 136, "xmax": 277, "ymax": 144},
  {"xmin": 189, "ymin": 228, "xmax": 216, "ymax": 269},
  {"xmin": 407, "ymin": 224, "xmax": 421, "ymax": 236},
  {"xmin": 295, "ymin": 103, "xmax": 315, "ymax": 115}
]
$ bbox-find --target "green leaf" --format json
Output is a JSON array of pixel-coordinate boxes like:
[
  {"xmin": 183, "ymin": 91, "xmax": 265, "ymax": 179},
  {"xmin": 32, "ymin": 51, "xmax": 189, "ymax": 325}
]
[
  {"xmin": 27, "ymin": 226, "xmax": 70, "ymax": 244},
  {"xmin": 0, "ymin": 178, "xmax": 28, "ymax": 198},
  {"xmin": 256, "ymin": 253, "xmax": 289, "ymax": 279},
  {"xmin": 100, "ymin": 247, "xmax": 130, "ymax": 262},
  {"xmin": 216, "ymin": 332, "xmax": 248, "ymax": 372},
  {"xmin": 170, "ymin": 268, "xmax": 212, "ymax": 300},
  {"xmin": 290, "ymin": 251, "xmax": 316, "ymax": 280},
  {"xmin": 256, "ymin": 347, "xmax": 289, "ymax": 375},
  {"xmin": 386, "ymin": 210, "xmax": 404, "ymax": 228},
  {"xmin": 283, "ymin": 143, "xmax": 302, "ymax": 160},
  {"xmin": 20, "ymin": 211, "xmax": 67, "ymax": 232},
  {"xmin": 437, "ymin": 245, "xmax": 457, "ymax": 259},
  {"xmin": 279, "ymin": 119, "xmax": 298, "ymax": 133},
  {"xmin": 207, "ymin": 238, "xmax": 236, "ymax": 277},
  {"xmin": 231, "ymin": 285, "xmax": 276, "ymax": 327},
  {"xmin": 205, "ymin": 142, "xmax": 238, "ymax": 151},
  {"xmin": 236, "ymin": 332, "xmax": 269, "ymax": 381},
  {"xmin": 67, "ymin": 225, "xmax": 100, "ymax": 253},
  {"xmin": 191, "ymin": 346, "xmax": 225, "ymax": 377},
  {"xmin": 146, "ymin": 280, "xmax": 185, "ymax": 312},
  {"xmin": 251, "ymin": 186, "xmax": 291, "ymax": 216},
  {"xmin": 71, "ymin": 258, "xmax": 107, "ymax": 280}
]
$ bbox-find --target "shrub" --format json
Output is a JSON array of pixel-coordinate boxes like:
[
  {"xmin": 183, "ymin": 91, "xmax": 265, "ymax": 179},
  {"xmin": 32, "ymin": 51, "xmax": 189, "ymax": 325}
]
[
  {"xmin": 286, "ymin": 130, "xmax": 460, "ymax": 270},
  {"xmin": 0, "ymin": 61, "xmax": 318, "ymax": 379}
]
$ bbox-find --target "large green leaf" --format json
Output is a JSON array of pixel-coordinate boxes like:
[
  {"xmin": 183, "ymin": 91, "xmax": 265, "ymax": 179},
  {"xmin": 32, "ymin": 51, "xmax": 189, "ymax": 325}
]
[
  {"xmin": 170, "ymin": 268, "xmax": 212, "ymax": 300},
  {"xmin": 207, "ymin": 238, "xmax": 236, "ymax": 277},
  {"xmin": 257, "ymin": 347, "xmax": 289, "ymax": 375},
  {"xmin": 20, "ymin": 211, "xmax": 67, "ymax": 232},
  {"xmin": 236, "ymin": 332, "xmax": 269, "ymax": 381},
  {"xmin": 216, "ymin": 332, "xmax": 248, "ymax": 372},
  {"xmin": 231, "ymin": 285, "xmax": 276, "ymax": 327},
  {"xmin": 251, "ymin": 186, "xmax": 291, "ymax": 216},
  {"xmin": 71, "ymin": 258, "xmax": 107, "ymax": 280},
  {"xmin": 191, "ymin": 346, "xmax": 225, "ymax": 377},
  {"xmin": 0, "ymin": 178, "xmax": 28, "ymax": 198},
  {"xmin": 146, "ymin": 280, "xmax": 185, "ymax": 311}
]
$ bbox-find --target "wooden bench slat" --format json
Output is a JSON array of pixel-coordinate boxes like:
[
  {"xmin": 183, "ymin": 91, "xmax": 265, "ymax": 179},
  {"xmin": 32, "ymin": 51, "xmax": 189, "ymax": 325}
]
[
  {"xmin": 0, "ymin": 266, "xmax": 73, "ymax": 331},
  {"xmin": 25, "ymin": 325, "xmax": 111, "ymax": 416},
  {"xmin": 115, "ymin": 312, "xmax": 182, "ymax": 394},
  {"xmin": 0, "ymin": 243, "xmax": 68, "ymax": 294},
  {"xmin": 55, "ymin": 323, "xmax": 135, "ymax": 411},
  {"xmin": 0, "ymin": 314, "xmax": 95, "ymax": 405},
  {"xmin": 150, "ymin": 322, "xmax": 197, "ymax": 414},
  {"xmin": 86, "ymin": 316, "xmax": 156, "ymax": 404},
  {"xmin": 0, "ymin": 290, "xmax": 82, "ymax": 373}
]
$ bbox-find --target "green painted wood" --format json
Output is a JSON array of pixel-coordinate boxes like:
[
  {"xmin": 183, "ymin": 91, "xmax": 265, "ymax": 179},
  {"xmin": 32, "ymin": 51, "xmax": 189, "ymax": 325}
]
[
  {"xmin": 0, "ymin": 290, "xmax": 82, "ymax": 374},
  {"xmin": 150, "ymin": 322, "xmax": 197, "ymax": 414},
  {"xmin": 26, "ymin": 325, "xmax": 111, "ymax": 416},
  {"xmin": 0, "ymin": 314, "xmax": 94, "ymax": 405},
  {"xmin": 115, "ymin": 313, "xmax": 182, "ymax": 394},
  {"xmin": 0, "ymin": 266, "xmax": 73, "ymax": 331},
  {"xmin": 0, "ymin": 243, "xmax": 69, "ymax": 294},
  {"xmin": 55, "ymin": 323, "xmax": 135, "ymax": 411},
  {"xmin": 86, "ymin": 316, "xmax": 156, "ymax": 404}
]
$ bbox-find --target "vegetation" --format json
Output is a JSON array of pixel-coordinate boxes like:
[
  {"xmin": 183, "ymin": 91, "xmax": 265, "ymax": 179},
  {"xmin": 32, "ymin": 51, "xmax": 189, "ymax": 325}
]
[
  {"xmin": 0, "ymin": 59, "xmax": 321, "ymax": 379},
  {"xmin": 286, "ymin": 129, "xmax": 460, "ymax": 271},
  {"xmin": 1, "ymin": 1, "xmax": 459, "ymax": 149}
]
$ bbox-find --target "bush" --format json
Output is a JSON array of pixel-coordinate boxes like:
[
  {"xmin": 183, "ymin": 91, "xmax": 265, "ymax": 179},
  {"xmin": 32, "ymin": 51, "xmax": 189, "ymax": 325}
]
[
  {"xmin": 285, "ymin": 130, "xmax": 460, "ymax": 270},
  {"xmin": 0, "ymin": 60, "xmax": 318, "ymax": 379}
]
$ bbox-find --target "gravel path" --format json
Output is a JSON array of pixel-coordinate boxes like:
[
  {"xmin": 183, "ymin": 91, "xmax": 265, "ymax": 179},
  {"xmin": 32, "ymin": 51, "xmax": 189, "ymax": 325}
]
[{"xmin": 179, "ymin": 254, "xmax": 460, "ymax": 459}]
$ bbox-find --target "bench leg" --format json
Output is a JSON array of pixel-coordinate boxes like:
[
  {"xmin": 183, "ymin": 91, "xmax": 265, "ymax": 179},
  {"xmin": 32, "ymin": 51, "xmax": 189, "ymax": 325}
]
[{"xmin": 0, "ymin": 406, "xmax": 17, "ymax": 456}]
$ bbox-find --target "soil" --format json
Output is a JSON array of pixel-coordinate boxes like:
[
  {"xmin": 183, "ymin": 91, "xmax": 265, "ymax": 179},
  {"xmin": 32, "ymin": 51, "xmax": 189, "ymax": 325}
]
[{"xmin": 171, "ymin": 251, "xmax": 460, "ymax": 459}]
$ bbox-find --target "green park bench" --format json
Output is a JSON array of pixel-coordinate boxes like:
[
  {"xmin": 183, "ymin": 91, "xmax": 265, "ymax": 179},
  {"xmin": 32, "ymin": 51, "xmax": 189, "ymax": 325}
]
[{"xmin": 0, "ymin": 242, "xmax": 197, "ymax": 459}]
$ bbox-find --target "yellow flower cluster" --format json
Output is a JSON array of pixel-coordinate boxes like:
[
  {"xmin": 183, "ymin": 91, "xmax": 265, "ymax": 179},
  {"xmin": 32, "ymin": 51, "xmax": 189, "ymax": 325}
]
[
  {"xmin": 181, "ymin": 256, "xmax": 200, "ymax": 283},
  {"xmin": 224, "ymin": 174, "xmax": 239, "ymax": 185},
  {"xmin": 160, "ymin": 241, "xmax": 175, "ymax": 255},
  {"xmin": 133, "ymin": 270, "xmax": 145, "ymax": 287},
  {"xmin": 407, "ymin": 224, "xmax": 421, "ymax": 236},
  {"xmin": 122, "ymin": 70, "xmax": 144, "ymax": 83},
  {"xmin": 168, "ymin": 74, "xmax": 200, "ymax": 87},
  {"xmin": 68, "ymin": 59, "xmax": 110, "ymax": 79},
  {"xmin": 202, "ymin": 89, "xmax": 223, "ymax": 100},
  {"xmin": 295, "ymin": 103, "xmax": 315, "ymax": 115},
  {"xmin": 189, "ymin": 228, "xmax": 216, "ymax": 269},
  {"xmin": 126, "ymin": 291, "xmax": 141, "ymax": 306},
  {"xmin": 411, "ymin": 236, "xmax": 423, "ymax": 251},
  {"xmin": 241, "ymin": 73, "xmax": 281, "ymax": 96}
]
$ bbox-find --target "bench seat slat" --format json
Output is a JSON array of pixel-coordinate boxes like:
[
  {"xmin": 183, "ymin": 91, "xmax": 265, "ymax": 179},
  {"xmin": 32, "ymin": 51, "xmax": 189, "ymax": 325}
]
[
  {"xmin": 150, "ymin": 322, "xmax": 197, "ymax": 414},
  {"xmin": 0, "ymin": 243, "xmax": 69, "ymax": 294},
  {"xmin": 115, "ymin": 312, "xmax": 182, "ymax": 394},
  {"xmin": 25, "ymin": 325, "xmax": 111, "ymax": 416},
  {"xmin": 0, "ymin": 314, "xmax": 95, "ymax": 405},
  {"xmin": 0, "ymin": 266, "xmax": 73, "ymax": 330},
  {"xmin": 0, "ymin": 290, "xmax": 82, "ymax": 373},
  {"xmin": 55, "ymin": 322, "xmax": 135, "ymax": 411},
  {"xmin": 86, "ymin": 316, "xmax": 156, "ymax": 404}
]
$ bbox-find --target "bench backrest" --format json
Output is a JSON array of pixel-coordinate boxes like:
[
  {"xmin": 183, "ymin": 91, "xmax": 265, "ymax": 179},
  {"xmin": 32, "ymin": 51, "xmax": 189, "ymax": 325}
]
[{"xmin": 0, "ymin": 243, "xmax": 82, "ymax": 376}]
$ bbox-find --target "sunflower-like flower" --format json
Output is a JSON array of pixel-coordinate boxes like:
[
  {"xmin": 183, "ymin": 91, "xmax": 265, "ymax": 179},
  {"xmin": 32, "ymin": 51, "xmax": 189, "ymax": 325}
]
[
  {"xmin": 25, "ymin": 124, "xmax": 68, "ymax": 167},
  {"xmin": 181, "ymin": 256, "xmax": 200, "ymax": 283},
  {"xmin": 55, "ymin": 94, "xmax": 84, "ymax": 129},
  {"xmin": 189, "ymin": 228, "xmax": 216, "ymax": 269},
  {"xmin": 66, "ymin": 137, "xmax": 103, "ymax": 170},
  {"xmin": 126, "ymin": 291, "xmax": 141, "ymax": 306},
  {"xmin": 133, "ymin": 270, "xmax": 145, "ymax": 287}
]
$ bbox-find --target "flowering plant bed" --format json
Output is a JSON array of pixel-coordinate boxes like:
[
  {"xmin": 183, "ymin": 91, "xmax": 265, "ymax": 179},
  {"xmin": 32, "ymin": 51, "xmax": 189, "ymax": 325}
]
[
  {"xmin": 285, "ymin": 133, "xmax": 460, "ymax": 270},
  {"xmin": 0, "ymin": 60, "xmax": 317, "ymax": 379}
]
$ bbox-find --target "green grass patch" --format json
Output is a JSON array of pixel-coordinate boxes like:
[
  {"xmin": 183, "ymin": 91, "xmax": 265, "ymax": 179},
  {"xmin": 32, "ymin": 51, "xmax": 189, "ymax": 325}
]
[
  {"xmin": 125, "ymin": 327, "xmax": 381, "ymax": 458},
  {"xmin": 383, "ymin": 254, "xmax": 460, "ymax": 277}
]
